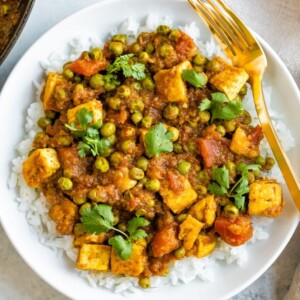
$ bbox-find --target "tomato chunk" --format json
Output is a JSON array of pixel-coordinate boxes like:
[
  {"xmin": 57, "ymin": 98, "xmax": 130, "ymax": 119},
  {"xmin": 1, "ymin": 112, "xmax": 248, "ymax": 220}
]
[
  {"xmin": 68, "ymin": 55, "xmax": 108, "ymax": 76},
  {"xmin": 215, "ymin": 213, "xmax": 253, "ymax": 246}
]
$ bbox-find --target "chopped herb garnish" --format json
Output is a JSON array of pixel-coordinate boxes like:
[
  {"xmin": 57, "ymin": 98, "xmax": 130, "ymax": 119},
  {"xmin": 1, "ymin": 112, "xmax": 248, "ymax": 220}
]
[
  {"xmin": 208, "ymin": 164, "xmax": 261, "ymax": 211},
  {"xmin": 145, "ymin": 123, "xmax": 174, "ymax": 157},
  {"xmin": 81, "ymin": 204, "xmax": 150, "ymax": 260},
  {"xmin": 65, "ymin": 108, "xmax": 110, "ymax": 157},
  {"xmin": 181, "ymin": 69, "xmax": 207, "ymax": 88},
  {"xmin": 198, "ymin": 92, "xmax": 243, "ymax": 122}
]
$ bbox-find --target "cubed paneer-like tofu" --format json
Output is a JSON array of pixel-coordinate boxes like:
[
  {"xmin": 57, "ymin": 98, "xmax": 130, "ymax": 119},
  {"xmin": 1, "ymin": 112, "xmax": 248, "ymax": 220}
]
[
  {"xmin": 67, "ymin": 99, "xmax": 103, "ymax": 128},
  {"xmin": 230, "ymin": 126, "xmax": 261, "ymax": 158},
  {"xmin": 189, "ymin": 195, "xmax": 217, "ymax": 228},
  {"xmin": 154, "ymin": 60, "xmax": 192, "ymax": 103},
  {"xmin": 113, "ymin": 167, "xmax": 137, "ymax": 193},
  {"xmin": 111, "ymin": 239, "xmax": 147, "ymax": 277},
  {"xmin": 49, "ymin": 198, "xmax": 79, "ymax": 235},
  {"xmin": 194, "ymin": 234, "xmax": 217, "ymax": 258},
  {"xmin": 42, "ymin": 72, "xmax": 66, "ymax": 111},
  {"xmin": 73, "ymin": 233, "xmax": 107, "ymax": 247},
  {"xmin": 179, "ymin": 215, "xmax": 204, "ymax": 250},
  {"xmin": 208, "ymin": 56, "xmax": 249, "ymax": 100},
  {"xmin": 159, "ymin": 173, "xmax": 198, "ymax": 214},
  {"xmin": 22, "ymin": 148, "xmax": 60, "ymax": 188},
  {"xmin": 248, "ymin": 179, "xmax": 284, "ymax": 217},
  {"xmin": 76, "ymin": 244, "xmax": 111, "ymax": 271}
]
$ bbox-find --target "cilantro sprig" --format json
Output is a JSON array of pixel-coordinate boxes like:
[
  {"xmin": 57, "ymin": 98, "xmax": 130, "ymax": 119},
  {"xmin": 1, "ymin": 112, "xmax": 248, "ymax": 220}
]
[
  {"xmin": 198, "ymin": 92, "xmax": 243, "ymax": 122},
  {"xmin": 107, "ymin": 54, "xmax": 146, "ymax": 80},
  {"xmin": 81, "ymin": 204, "xmax": 150, "ymax": 260},
  {"xmin": 208, "ymin": 164, "xmax": 261, "ymax": 211},
  {"xmin": 65, "ymin": 108, "xmax": 110, "ymax": 157},
  {"xmin": 145, "ymin": 123, "xmax": 174, "ymax": 157},
  {"xmin": 181, "ymin": 69, "xmax": 207, "ymax": 88}
]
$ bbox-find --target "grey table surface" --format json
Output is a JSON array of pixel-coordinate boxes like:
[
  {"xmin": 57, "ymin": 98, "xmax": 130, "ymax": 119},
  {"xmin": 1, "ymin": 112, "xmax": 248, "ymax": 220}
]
[{"xmin": 0, "ymin": 0, "xmax": 299, "ymax": 299}]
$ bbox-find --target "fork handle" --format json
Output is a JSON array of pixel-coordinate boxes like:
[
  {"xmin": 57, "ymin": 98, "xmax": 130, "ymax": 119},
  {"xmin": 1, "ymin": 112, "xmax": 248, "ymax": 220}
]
[{"xmin": 251, "ymin": 75, "xmax": 300, "ymax": 211}]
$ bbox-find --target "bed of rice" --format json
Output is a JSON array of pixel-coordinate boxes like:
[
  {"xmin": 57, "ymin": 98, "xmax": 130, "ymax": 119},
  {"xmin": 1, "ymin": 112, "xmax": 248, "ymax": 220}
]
[{"xmin": 8, "ymin": 16, "xmax": 295, "ymax": 294}]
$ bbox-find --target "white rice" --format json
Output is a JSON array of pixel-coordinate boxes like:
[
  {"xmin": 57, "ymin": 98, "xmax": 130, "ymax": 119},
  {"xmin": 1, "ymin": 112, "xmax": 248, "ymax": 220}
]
[{"xmin": 8, "ymin": 16, "xmax": 295, "ymax": 293}]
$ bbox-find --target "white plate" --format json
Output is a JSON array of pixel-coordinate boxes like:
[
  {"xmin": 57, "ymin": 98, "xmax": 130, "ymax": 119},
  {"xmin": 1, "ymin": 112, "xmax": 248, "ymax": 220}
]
[{"xmin": 0, "ymin": 0, "xmax": 299, "ymax": 299}]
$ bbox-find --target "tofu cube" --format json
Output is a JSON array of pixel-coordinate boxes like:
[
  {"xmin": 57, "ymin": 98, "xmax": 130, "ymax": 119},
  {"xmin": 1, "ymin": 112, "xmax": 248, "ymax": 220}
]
[
  {"xmin": 154, "ymin": 60, "xmax": 192, "ymax": 102},
  {"xmin": 194, "ymin": 234, "xmax": 217, "ymax": 258},
  {"xmin": 208, "ymin": 56, "xmax": 249, "ymax": 100},
  {"xmin": 248, "ymin": 179, "xmax": 284, "ymax": 217},
  {"xmin": 76, "ymin": 244, "xmax": 111, "ymax": 271},
  {"xmin": 111, "ymin": 239, "xmax": 147, "ymax": 277},
  {"xmin": 41, "ymin": 72, "xmax": 66, "ymax": 111},
  {"xmin": 73, "ymin": 233, "xmax": 107, "ymax": 248},
  {"xmin": 159, "ymin": 174, "xmax": 198, "ymax": 214},
  {"xmin": 49, "ymin": 198, "xmax": 79, "ymax": 235},
  {"xmin": 22, "ymin": 148, "xmax": 60, "ymax": 188},
  {"xmin": 189, "ymin": 195, "xmax": 217, "ymax": 228},
  {"xmin": 230, "ymin": 127, "xmax": 260, "ymax": 158},
  {"xmin": 179, "ymin": 215, "xmax": 203, "ymax": 250},
  {"xmin": 67, "ymin": 99, "xmax": 103, "ymax": 129}
]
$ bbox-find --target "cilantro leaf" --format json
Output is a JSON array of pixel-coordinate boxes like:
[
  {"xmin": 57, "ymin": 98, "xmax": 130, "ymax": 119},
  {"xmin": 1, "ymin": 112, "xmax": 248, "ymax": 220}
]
[
  {"xmin": 198, "ymin": 92, "xmax": 243, "ymax": 122},
  {"xmin": 127, "ymin": 217, "xmax": 150, "ymax": 240},
  {"xmin": 181, "ymin": 69, "xmax": 207, "ymax": 88},
  {"xmin": 212, "ymin": 166, "xmax": 229, "ymax": 190},
  {"xmin": 234, "ymin": 195, "xmax": 246, "ymax": 211},
  {"xmin": 108, "ymin": 236, "xmax": 132, "ymax": 260},
  {"xmin": 145, "ymin": 123, "xmax": 174, "ymax": 157},
  {"xmin": 107, "ymin": 54, "xmax": 146, "ymax": 80},
  {"xmin": 103, "ymin": 73, "xmax": 120, "ymax": 86},
  {"xmin": 76, "ymin": 108, "xmax": 93, "ymax": 130},
  {"xmin": 208, "ymin": 182, "xmax": 228, "ymax": 196}
]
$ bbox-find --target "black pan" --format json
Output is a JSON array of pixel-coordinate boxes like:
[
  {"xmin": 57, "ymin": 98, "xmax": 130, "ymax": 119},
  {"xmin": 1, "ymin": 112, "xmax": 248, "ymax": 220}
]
[{"xmin": 0, "ymin": 0, "xmax": 35, "ymax": 65}]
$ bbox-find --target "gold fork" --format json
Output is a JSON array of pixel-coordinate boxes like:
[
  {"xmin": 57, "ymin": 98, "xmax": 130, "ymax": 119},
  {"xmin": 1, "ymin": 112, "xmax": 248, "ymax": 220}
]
[{"xmin": 188, "ymin": 0, "xmax": 300, "ymax": 211}]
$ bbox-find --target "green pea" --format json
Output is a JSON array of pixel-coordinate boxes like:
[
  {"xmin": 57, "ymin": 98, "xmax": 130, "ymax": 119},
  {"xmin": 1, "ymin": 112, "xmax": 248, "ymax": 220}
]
[
  {"xmin": 58, "ymin": 177, "xmax": 73, "ymax": 191},
  {"xmin": 186, "ymin": 141, "xmax": 196, "ymax": 154},
  {"xmin": 79, "ymin": 203, "xmax": 92, "ymax": 215},
  {"xmin": 193, "ymin": 53, "xmax": 206, "ymax": 66},
  {"xmin": 132, "ymin": 82, "xmax": 142, "ymax": 91},
  {"xmin": 224, "ymin": 204, "xmax": 239, "ymax": 218},
  {"xmin": 118, "ymin": 222, "xmax": 127, "ymax": 232},
  {"xmin": 139, "ymin": 52, "xmax": 149, "ymax": 63},
  {"xmin": 128, "ymin": 99, "xmax": 144, "ymax": 112},
  {"xmin": 89, "ymin": 74, "xmax": 105, "ymax": 89},
  {"xmin": 207, "ymin": 59, "xmax": 222, "ymax": 72},
  {"xmin": 112, "ymin": 34, "xmax": 127, "ymax": 44},
  {"xmin": 168, "ymin": 127, "xmax": 180, "ymax": 142},
  {"xmin": 100, "ymin": 122, "xmax": 116, "ymax": 137},
  {"xmin": 132, "ymin": 43, "xmax": 141, "ymax": 55},
  {"xmin": 110, "ymin": 152, "xmax": 123, "ymax": 167},
  {"xmin": 198, "ymin": 170, "xmax": 209, "ymax": 181},
  {"xmin": 255, "ymin": 155, "xmax": 266, "ymax": 167},
  {"xmin": 142, "ymin": 116, "xmax": 153, "ymax": 129},
  {"xmin": 58, "ymin": 136, "xmax": 72, "ymax": 146},
  {"xmin": 148, "ymin": 199, "xmax": 155, "ymax": 207},
  {"xmin": 248, "ymin": 171, "xmax": 255, "ymax": 184},
  {"xmin": 239, "ymin": 84, "xmax": 248, "ymax": 96},
  {"xmin": 196, "ymin": 184, "xmax": 207, "ymax": 195},
  {"xmin": 135, "ymin": 208, "xmax": 147, "ymax": 217},
  {"xmin": 113, "ymin": 216, "xmax": 120, "ymax": 226},
  {"xmin": 136, "ymin": 157, "xmax": 149, "ymax": 171},
  {"xmin": 37, "ymin": 117, "xmax": 52, "ymax": 129},
  {"xmin": 100, "ymin": 147, "xmax": 114, "ymax": 158},
  {"xmin": 142, "ymin": 78, "xmax": 155, "ymax": 91},
  {"xmin": 138, "ymin": 278, "xmax": 151, "ymax": 289},
  {"xmin": 129, "ymin": 167, "xmax": 145, "ymax": 180},
  {"xmin": 169, "ymin": 29, "xmax": 181, "ymax": 41},
  {"xmin": 62, "ymin": 68, "xmax": 74, "ymax": 80},
  {"xmin": 105, "ymin": 134, "xmax": 117, "ymax": 146},
  {"xmin": 107, "ymin": 97, "xmax": 121, "ymax": 110},
  {"xmin": 117, "ymin": 85, "xmax": 131, "ymax": 98},
  {"xmin": 72, "ymin": 75, "xmax": 83, "ymax": 83},
  {"xmin": 109, "ymin": 41, "xmax": 124, "ymax": 56},
  {"xmin": 217, "ymin": 125, "xmax": 226, "ymax": 137},
  {"xmin": 160, "ymin": 44, "xmax": 174, "ymax": 57},
  {"xmin": 174, "ymin": 143, "xmax": 183, "ymax": 154},
  {"xmin": 177, "ymin": 214, "xmax": 187, "ymax": 223},
  {"xmin": 73, "ymin": 196, "xmax": 87, "ymax": 205},
  {"xmin": 225, "ymin": 161, "xmax": 236, "ymax": 176},
  {"xmin": 1, "ymin": 4, "xmax": 9, "ymax": 16},
  {"xmin": 240, "ymin": 110, "xmax": 252, "ymax": 125},
  {"xmin": 174, "ymin": 247, "xmax": 186, "ymax": 259},
  {"xmin": 104, "ymin": 82, "xmax": 116, "ymax": 91},
  {"xmin": 193, "ymin": 65, "xmax": 204, "ymax": 73},
  {"xmin": 145, "ymin": 43, "xmax": 155, "ymax": 54},
  {"xmin": 198, "ymin": 110, "xmax": 211, "ymax": 123},
  {"xmin": 131, "ymin": 112, "xmax": 143, "ymax": 125},
  {"xmin": 121, "ymin": 140, "xmax": 136, "ymax": 154},
  {"xmin": 178, "ymin": 160, "xmax": 191, "ymax": 175},
  {"xmin": 145, "ymin": 179, "xmax": 160, "ymax": 192},
  {"xmin": 90, "ymin": 48, "xmax": 102, "ymax": 60},
  {"xmin": 95, "ymin": 157, "xmax": 110, "ymax": 173},
  {"xmin": 74, "ymin": 223, "xmax": 84, "ymax": 236},
  {"xmin": 45, "ymin": 111, "xmax": 57, "ymax": 119},
  {"xmin": 163, "ymin": 105, "xmax": 179, "ymax": 120},
  {"xmin": 224, "ymin": 119, "xmax": 237, "ymax": 132},
  {"xmin": 157, "ymin": 25, "xmax": 171, "ymax": 35},
  {"xmin": 265, "ymin": 157, "xmax": 275, "ymax": 170}
]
